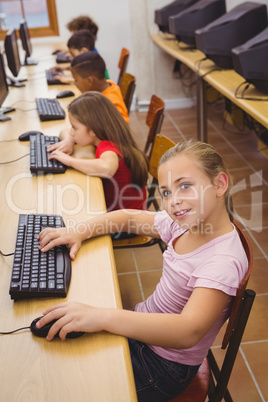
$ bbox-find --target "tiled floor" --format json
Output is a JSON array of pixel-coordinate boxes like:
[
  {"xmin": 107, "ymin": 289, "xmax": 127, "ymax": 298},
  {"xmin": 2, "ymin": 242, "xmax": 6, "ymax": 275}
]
[{"xmin": 114, "ymin": 99, "xmax": 268, "ymax": 401}]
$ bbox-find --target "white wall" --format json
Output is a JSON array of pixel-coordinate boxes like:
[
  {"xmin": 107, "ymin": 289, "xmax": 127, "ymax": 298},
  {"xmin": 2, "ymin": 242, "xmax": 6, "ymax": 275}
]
[{"xmin": 54, "ymin": 0, "xmax": 134, "ymax": 84}]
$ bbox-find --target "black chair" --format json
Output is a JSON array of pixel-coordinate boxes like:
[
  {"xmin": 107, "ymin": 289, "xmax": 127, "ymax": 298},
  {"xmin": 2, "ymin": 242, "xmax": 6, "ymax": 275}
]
[{"xmin": 169, "ymin": 223, "xmax": 255, "ymax": 402}]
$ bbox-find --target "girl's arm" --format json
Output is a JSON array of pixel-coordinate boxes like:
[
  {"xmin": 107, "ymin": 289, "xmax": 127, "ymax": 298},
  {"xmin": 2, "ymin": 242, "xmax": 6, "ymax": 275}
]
[
  {"xmin": 37, "ymin": 287, "xmax": 229, "ymax": 346},
  {"xmin": 38, "ymin": 209, "xmax": 159, "ymax": 258},
  {"xmin": 48, "ymin": 150, "xmax": 119, "ymax": 177}
]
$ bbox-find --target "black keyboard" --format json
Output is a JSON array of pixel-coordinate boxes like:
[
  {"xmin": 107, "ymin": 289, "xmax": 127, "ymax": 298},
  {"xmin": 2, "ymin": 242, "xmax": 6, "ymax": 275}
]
[
  {"xmin": 35, "ymin": 98, "xmax": 66, "ymax": 121},
  {"xmin": 30, "ymin": 133, "xmax": 66, "ymax": 174},
  {"xmin": 45, "ymin": 69, "xmax": 67, "ymax": 85},
  {"xmin": 10, "ymin": 214, "xmax": 72, "ymax": 300},
  {"xmin": 56, "ymin": 52, "xmax": 72, "ymax": 63}
]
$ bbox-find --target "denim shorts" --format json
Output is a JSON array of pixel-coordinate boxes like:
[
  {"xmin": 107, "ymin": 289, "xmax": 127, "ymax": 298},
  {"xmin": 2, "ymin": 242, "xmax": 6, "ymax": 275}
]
[{"xmin": 128, "ymin": 338, "xmax": 200, "ymax": 402}]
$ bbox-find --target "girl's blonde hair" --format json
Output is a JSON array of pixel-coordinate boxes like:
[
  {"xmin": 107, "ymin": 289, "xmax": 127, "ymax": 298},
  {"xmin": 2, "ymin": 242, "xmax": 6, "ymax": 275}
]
[
  {"xmin": 159, "ymin": 138, "xmax": 234, "ymax": 220},
  {"xmin": 68, "ymin": 91, "xmax": 148, "ymax": 188}
]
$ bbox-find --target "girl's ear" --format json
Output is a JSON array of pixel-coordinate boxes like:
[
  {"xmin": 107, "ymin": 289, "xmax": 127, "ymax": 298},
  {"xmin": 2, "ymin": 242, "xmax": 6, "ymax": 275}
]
[{"xmin": 215, "ymin": 172, "xmax": 229, "ymax": 197}]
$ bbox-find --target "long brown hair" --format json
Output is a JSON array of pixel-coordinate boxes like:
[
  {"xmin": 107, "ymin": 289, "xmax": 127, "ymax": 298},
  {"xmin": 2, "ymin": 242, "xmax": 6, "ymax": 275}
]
[
  {"xmin": 159, "ymin": 138, "xmax": 234, "ymax": 220},
  {"xmin": 68, "ymin": 91, "xmax": 148, "ymax": 187}
]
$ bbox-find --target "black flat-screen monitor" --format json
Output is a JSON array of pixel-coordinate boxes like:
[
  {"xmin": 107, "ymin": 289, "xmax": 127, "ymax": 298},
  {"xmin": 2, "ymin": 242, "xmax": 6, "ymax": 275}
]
[
  {"xmin": 19, "ymin": 19, "xmax": 38, "ymax": 65},
  {"xmin": 169, "ymin": 0, "xmax": 226, "ymax": 46},
  {"xmin": 4, "ymin": 29, "xmax": 26, "ymax": 87},
  {"xmin": 0, "ymin": 53, "xmax": 15, "ymax": 122},
  {"xmin": 195, "ymin": 2, "xmax": 268, "ymax": 69},
  {"xmin": 232, "ymin": 27, "xmax": 268, "ymax": 94},
  {"xmin": 155, "ymin": 0, "xmax": 199, "ymax": 33}
]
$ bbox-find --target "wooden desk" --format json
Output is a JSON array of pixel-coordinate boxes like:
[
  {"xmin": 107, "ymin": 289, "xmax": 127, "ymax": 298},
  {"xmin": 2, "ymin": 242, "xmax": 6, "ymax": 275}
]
[
  {"xmin": 151, "ymin": 34, "xmax": 268, "ymax": 142},
  {"xmin": 0, "ymin": 43, "xmax": 137, "ymax": 402}
]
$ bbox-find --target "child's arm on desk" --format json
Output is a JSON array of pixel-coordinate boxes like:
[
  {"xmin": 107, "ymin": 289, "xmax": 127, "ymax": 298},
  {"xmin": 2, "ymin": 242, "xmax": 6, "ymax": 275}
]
[
  {"xmin": 38, "ymin": 209, "xmax": 159, "ymax": 258},
  {"xmin": 48, "ymin": 149, "xmax": 119, "ymax": 177},
  {"xmin": 36, "ymin": 287, "xmax": 229, "ymax": 347}
]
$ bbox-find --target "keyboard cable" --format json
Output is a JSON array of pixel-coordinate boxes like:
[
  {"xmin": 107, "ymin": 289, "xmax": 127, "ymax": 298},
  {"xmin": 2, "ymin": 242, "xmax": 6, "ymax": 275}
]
[
  {"xmin": 0, "ymin": 153, "xmax": 30, "ymax": 165},
  {"xmin": 0, "ymin": 250, "xmax": 30, "ymax": 334}
]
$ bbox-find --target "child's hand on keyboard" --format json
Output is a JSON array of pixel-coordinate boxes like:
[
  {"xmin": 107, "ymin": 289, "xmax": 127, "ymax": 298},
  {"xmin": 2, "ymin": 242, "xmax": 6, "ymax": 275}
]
[
  {"xmin": 49, "ymin": 149, "xmax": 73, "ymax": 166},
  {"xmin": 47, "ymin": 137, "xmax": 75, "ymax": 155},
  {"xmin": 54, "ymin": 74, "xmax": 74, "ymax": 84},
  {"xmin": 38, "ymin": 227, "xmax": 82, "ymax": 260}
]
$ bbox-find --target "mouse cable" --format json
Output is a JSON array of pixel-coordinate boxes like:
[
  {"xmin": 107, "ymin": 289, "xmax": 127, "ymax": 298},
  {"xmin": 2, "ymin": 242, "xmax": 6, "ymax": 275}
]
[
  {"xmin": 15, "ymin": 107, "xmax": 38, "ymax": 112},
  {"xmin": 0, "ymin": 153, "xmax": 30, "ymax": 165},
  {"xmin": 0, "ymin": 326, "xmax": 30, "ymax": 335},
  {"xmin": 0, "ymin": 250, "xmax": 14, "ymax": 256},
  {"xmin": 0, "ymin": 139, "xmax": 18, "ymax": 144}
]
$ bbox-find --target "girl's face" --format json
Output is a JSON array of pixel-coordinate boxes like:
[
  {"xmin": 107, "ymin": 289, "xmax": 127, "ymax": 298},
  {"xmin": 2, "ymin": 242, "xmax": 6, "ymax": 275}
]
[
  {"xmin": 158, "ymin": 153, "xmax": 223, "ymax": 231},
  {"xmin": 69, "ymin": 113, "xmax": 97, "ymax": 146}
]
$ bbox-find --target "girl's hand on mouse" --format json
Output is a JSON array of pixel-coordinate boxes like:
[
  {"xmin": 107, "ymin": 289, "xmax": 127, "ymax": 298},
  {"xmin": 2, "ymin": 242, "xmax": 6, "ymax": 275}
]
[
  {"xmin": 38, "ymin": 227, "xmax": 83, "ymax": 260},
  {"xmin": 47, "ymin": 137, "xmax": 75, "ymax": 155},
  {"xmin": 37, "ymin": 302, "xmax": 107, "ymax": 341}
]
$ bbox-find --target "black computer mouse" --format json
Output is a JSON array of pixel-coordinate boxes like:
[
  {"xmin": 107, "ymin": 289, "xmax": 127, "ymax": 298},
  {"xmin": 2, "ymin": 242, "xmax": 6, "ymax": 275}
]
[
  {"xmin": 30, "ymin": 316, "xmax": 85, "ymax": 339},
  {"xmin": 52, "ymin": 50, "xmax": 61, "ymax": 55},
  {"xmin": 19, "ymin": 131, "xmax": 43, "ymax": 142},
  {"xmin": 56, "ymin": 90, "xmax": 75, "ymax": 99}
]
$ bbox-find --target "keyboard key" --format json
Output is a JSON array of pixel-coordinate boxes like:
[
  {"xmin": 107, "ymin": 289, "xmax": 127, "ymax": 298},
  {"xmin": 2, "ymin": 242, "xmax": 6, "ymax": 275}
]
[
  {"xmin": 9, "ymin": 214, "xmax": 72, "ymax": 300},
  {"xmin": 30, "ymin": 133, "xmax": 67, "ymax": 174}
]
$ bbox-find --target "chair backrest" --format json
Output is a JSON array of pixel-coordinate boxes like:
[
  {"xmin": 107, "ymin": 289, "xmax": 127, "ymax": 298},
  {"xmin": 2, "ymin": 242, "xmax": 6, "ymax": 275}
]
[
  {"xmin": 166, "ymin": 223, "xmax": 255, "ymax": 402},
  {"xmin": 149, "ymin": 134, "xmax": 175, "ymax": 180},
  {"xmin": 117, "ymin": 47, "xmax": 130, "ymax": 87},
  {"xmin": 207, "ymin": 223, "xmax": 255, "ymax": 402},
  {"xmin": 147, "ymin": 134, "xmax": 175, "ymax": 211},
  {"xmin": 144, "ymin": 95, "xmax": 165, "ymax": 156},
  {"xmin": 120, "ymin": 72, "xmax": 136, "ymax": 113},
  {"xmin": 221, "ymin": 222, "xmax": 253, "ymax": 349}
]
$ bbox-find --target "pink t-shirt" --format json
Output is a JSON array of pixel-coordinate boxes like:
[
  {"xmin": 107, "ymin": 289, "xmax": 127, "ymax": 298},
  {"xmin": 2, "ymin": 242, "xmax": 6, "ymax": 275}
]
[{"xmin": 135, "ymin": 210, "xmax": 248, "ymax": 365}]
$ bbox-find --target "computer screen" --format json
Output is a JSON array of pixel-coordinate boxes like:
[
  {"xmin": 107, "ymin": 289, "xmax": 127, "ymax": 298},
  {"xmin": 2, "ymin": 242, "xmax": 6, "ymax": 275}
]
[
  {"xmin": 232, "ymin": 27, "xmax": 268, "ymax": 94},
  {"xmin": 0, "ymin": 53, "xmax": 9, "ymax": 108},
  {"xmin": 19, "ymin": 20, "xmax": 38, "ymax": 65},
  {"xmin": 155, "ymin": 0, "xmax": 199, "ymax": 33},
  {"xmin": 4, "ymin": 29, "xmax": 21, "ymax": 77},
  {"xmin": 195, "ymin": 2, "xmax": 268, "ymax": 69},
  {"xmin": 169, "ymin": 0, "xmax": 226, "ymax": 46},
  {"xmin": 0, "ymin": 53, "xmax": 12, "ymax": 122}
]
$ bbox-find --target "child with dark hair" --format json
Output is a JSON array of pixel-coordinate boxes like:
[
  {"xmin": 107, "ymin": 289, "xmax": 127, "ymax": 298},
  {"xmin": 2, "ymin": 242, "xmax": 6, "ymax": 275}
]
[
  {"xmin": 66, "ymin": 15, "xmax": 99, "ymax": 38},
  {"xmin": 51, "ymin": 30, "xmax": 109, "ymax": 83}
]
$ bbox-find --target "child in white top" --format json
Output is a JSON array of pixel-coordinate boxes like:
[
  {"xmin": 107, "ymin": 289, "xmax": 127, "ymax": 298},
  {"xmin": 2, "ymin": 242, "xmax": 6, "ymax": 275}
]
[{"xmin": 37, "ymin": 139, "xmax": 248, "ymax": 401}]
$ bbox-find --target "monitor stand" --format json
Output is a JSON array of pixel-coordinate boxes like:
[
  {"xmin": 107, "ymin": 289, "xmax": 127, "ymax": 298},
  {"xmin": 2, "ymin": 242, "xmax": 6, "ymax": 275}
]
[
  {"xmin": 21, "ymin": 54, "xmax": 38, "ymax": 66},
  {"xmin": 0, "ymin": 106, "xmax": 15, "ymax": 122},
  {"xmin": 6, "ymin": 76, "xmax": 26, "ymax": 87}
]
